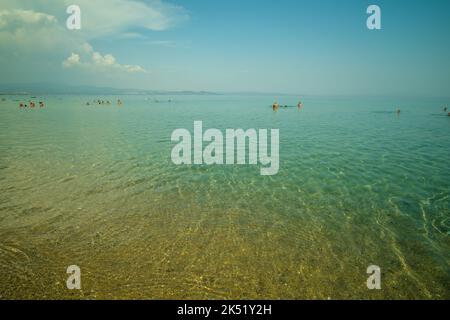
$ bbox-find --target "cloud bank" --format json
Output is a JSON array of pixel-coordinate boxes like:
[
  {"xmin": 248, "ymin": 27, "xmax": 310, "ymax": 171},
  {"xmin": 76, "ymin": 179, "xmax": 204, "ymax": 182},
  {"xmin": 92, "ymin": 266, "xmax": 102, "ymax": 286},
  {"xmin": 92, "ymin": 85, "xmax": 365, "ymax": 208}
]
[
  {"xmin": 0, "ymin": 0, "xmax": 187, "ymax": 81},
  {"xmin": 63, "ymin": 43, "xmax": 146, "ymax": 73}
]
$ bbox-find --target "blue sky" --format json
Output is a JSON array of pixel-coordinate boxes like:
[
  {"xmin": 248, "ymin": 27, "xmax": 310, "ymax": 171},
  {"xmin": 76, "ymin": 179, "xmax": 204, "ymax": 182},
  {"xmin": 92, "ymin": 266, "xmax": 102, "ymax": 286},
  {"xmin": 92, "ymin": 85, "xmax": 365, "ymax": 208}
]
[{"xmin": 1, "ymin": 0, "xmax": 449, "ymax": 95}]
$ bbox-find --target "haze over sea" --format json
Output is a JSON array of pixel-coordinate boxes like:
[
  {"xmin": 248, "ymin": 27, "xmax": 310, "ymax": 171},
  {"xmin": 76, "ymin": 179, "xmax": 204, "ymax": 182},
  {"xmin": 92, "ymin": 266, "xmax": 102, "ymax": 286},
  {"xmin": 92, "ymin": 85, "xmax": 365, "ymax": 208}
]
[{"xmin": 0, "ymin": 94, "xmax": 449, "ymax": 299}]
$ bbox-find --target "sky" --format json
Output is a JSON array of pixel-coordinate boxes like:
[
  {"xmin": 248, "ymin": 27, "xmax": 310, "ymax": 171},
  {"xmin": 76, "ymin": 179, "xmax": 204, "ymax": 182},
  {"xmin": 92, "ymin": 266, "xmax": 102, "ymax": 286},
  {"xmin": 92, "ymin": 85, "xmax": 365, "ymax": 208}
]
[{"xmin": 0, "ymin": 0, "xmax": 449, "ymax": 95}]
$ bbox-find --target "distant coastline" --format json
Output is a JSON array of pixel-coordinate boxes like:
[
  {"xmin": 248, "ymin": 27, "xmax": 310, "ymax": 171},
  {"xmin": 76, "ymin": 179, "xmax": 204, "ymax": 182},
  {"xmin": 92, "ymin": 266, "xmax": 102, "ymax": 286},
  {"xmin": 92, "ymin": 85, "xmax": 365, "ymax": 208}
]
[
  {"xmin": 1, "ymin": 84, "xmax": 449, "ymax": 100},
  {"xmin": 0, "ymin": 83, "xmax": 222, "ymax": 96}
]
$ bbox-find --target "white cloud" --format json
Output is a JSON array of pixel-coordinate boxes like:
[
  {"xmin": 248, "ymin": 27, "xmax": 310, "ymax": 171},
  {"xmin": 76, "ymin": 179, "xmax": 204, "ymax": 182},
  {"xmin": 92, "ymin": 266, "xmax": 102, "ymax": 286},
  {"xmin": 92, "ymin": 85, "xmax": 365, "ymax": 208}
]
[
  {"xmin": 63, "ymin": 45, "xmax": 146, "ymax": 73},
  {"xmin": 0, "ymin": 8, "xmax": 71, "ymax": 53},
  {"xmin": 92, "ymin": 52, "xmax": 116, "ymax": 67},
  {"xmin": 0, "ymin": 9, "xmax": 57, "ymax": 28},
  {"xmin": 146, "ymin": 40, "xmax": 177, "ymax": 47},
  {"xmin": 75, "ymin": 0, "xmax": 188, "ymax": 36},
  {"xmin": 63, "ymin": 53, "xmax": 81, "ymax": 67},
  {"xmin": 0, "ymin": 0, "xmax": 187, "ymax": 82},
  {"xmin": 118, "ymin": 32, "xmax": 148, "ymax": 40},
  {"xmin": 0, "ymin": 0, "xmax": 188, "ymax": 38},
  {"xmin": 122, "ymin": 65, "xmax": 146, "ymax": 73}
]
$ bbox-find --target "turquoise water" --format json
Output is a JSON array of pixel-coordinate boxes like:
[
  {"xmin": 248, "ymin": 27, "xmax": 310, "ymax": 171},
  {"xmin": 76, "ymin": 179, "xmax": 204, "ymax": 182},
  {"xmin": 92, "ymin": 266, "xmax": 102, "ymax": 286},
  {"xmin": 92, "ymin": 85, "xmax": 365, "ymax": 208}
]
[{"xmin": 0, "ymin": 94, "xmax": 449, "ymax": 299}]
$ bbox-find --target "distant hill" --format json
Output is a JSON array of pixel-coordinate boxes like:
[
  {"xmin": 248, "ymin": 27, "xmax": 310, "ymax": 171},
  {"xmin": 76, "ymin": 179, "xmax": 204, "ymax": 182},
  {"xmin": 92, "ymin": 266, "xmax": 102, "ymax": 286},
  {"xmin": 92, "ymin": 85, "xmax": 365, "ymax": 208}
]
[{"xmin": 0, "ymin": 83, "xmax": 220, "ymax": 96}]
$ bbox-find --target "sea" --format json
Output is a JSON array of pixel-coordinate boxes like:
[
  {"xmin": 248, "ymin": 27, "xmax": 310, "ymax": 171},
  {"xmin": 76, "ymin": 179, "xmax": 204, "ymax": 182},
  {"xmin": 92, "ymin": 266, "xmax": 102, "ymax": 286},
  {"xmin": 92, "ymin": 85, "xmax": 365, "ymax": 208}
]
[{"xmin": 0, "ymin": 94, "xmax": 449, "ymax": 299}]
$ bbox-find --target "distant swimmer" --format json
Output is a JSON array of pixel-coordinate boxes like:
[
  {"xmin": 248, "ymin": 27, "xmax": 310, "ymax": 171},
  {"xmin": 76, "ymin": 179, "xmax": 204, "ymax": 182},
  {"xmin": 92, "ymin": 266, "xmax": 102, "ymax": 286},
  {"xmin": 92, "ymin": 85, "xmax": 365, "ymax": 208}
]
[
  {"xmin": 396, "ymin": 108, "xmax": 401, "ymax": 114},
  {"xmin": 444, "ymin": 107, "xmax": 448, "ymax": 112},
  {"xmin": 86, "ymin": 102, "xmax": 90, "ymax": 106},
  {"xmin": 30, "ymin": 101, "xmax": 35, "ymax": 108},
  {"xmin": 272, "ymin": 101, "xmax": 279, "ymax": 111},
  {"xmin": 39, "ymin": 101, "xmax": 44, "ymax": 108},
  {"xmin": 297, "ymin": 101, "xmax": 303, "ymax": 109},
  {"xmin": 19, "ymin": 103, "xmax": 24, "ymax": 108},
  {"xmin": 117, "ymin": 99, "xmax": 123, "ymax": 105}
]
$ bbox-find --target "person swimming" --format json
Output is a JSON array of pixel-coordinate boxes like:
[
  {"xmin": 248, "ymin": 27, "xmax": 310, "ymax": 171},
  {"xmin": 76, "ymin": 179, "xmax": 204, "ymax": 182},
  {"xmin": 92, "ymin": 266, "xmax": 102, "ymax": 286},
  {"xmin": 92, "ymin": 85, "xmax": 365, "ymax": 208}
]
[
  {"xmin": 30, "ymin": 101, "xmax": 35, "ymax": 108},
  {"xmin": 297, "ymin": 101, "xmax": 303, "ymax": 109},
  {"xmin": 444, "ymin": 106, "xmax": 448, "ymax": 112},
  {"xmin": 117, "ymin": 99, "xmax": 123, "ymax": 105},
  {"xmin": 19, "ymin": 103, "xmax": 24, "ymax": 108},
  {"xmin": 39, "ymin": 101, "xmax": 44, "ymax": 108},
  {"xmin": 396, "ymin": 108, "xmax": 401, "ymax": 114}
]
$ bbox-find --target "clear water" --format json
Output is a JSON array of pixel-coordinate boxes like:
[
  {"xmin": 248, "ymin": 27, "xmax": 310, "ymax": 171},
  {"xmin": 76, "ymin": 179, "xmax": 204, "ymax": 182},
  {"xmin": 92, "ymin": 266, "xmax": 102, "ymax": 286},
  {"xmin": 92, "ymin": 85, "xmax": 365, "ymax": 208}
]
[{"xmin": 0, "ymin": 94, "xmax": 449, "ymax": 299}]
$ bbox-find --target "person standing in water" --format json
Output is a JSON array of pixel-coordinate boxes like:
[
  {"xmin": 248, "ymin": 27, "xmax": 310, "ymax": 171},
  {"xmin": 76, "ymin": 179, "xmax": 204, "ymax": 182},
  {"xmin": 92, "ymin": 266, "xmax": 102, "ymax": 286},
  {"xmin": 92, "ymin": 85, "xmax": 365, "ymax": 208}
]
[{"xmin": 272, "ymin": 101, "xmax": 279, "ymax": 111}]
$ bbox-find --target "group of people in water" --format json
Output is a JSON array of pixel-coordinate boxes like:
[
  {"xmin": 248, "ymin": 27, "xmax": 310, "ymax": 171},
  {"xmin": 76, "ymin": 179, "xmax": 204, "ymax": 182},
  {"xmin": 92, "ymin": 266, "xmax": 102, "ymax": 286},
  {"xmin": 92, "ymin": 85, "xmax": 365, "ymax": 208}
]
[
  {"xmin": 272, "ymin": 100, "xmax": 450, "ymax": 116},
  {"xmin": 273, "ymin": 100, "xmax": 303, "ymax": 111},
  {"xmin": 86, "ymin": 99, "xmax": 123, "ymax": 106},
  {"xmin": 8, "ymin": 96, "xmax": 450, "ymax": 117},
  {"xmin": 392, "ymin": 106, "xmax": 450, "ymax": 116},
  {"xmin": 16, "ymin": 98, "xmax": 125, "ymax": 108},
  {"xmin": 19, "ymin": 101, "xmax": 45, "ymax": 108}
]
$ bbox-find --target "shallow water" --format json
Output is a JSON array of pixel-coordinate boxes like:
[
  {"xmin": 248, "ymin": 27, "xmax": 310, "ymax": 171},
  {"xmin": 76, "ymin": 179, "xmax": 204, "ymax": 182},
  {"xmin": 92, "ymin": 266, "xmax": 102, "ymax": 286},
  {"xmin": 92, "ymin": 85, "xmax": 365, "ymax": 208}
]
[{"xmin": 0, "ymin": 94, "xmax": 449, "ymax": 299}]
